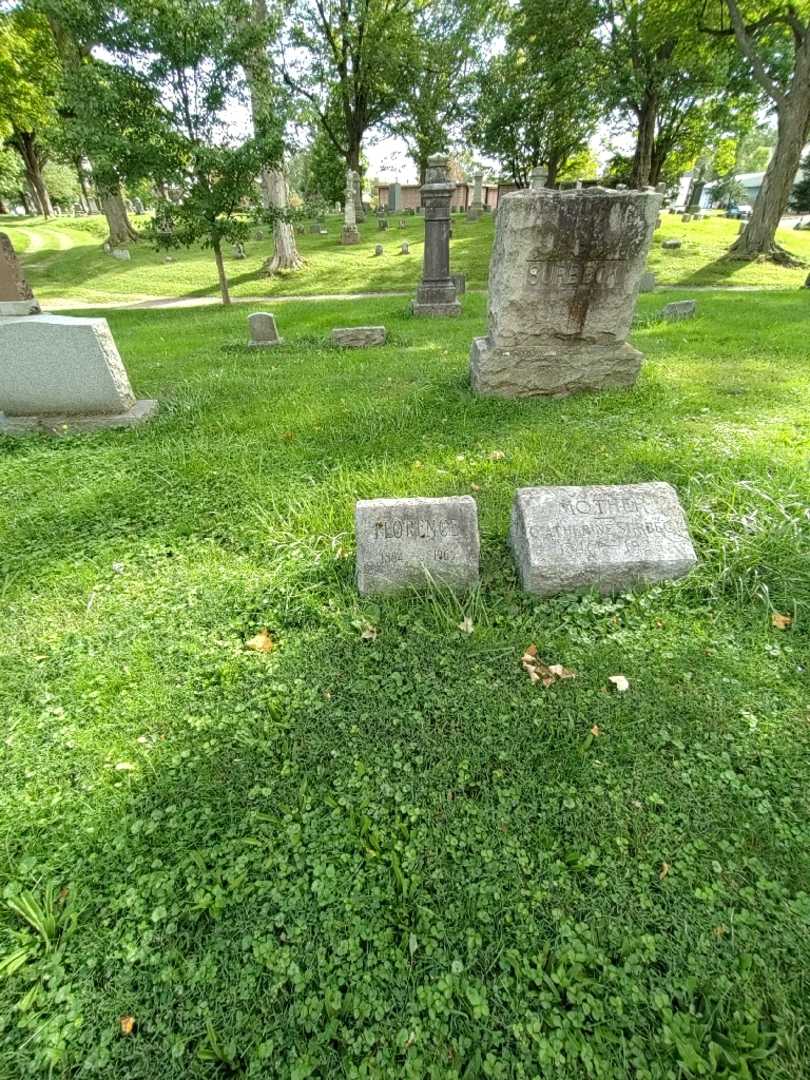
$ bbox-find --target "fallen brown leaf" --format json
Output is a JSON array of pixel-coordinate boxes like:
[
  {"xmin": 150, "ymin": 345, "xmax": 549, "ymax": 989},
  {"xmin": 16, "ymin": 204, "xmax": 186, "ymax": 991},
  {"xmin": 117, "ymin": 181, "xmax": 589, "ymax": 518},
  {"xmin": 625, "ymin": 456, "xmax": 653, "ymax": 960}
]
[
  {"xmin": 488, "ymin": 450, "xmax": 506, "ymax": 461},
  {"xmin": 590, "ymin": 724, "xmax": 601, "ymax": 736},
  {"xmin": 608, "ymin": 674, "xmax": 630, "ymax": 692},
  {"xmin": 521, "ymin": 646, "xmax": 576, "ymax": 687},
  {"xmin": 119, "ymin": 1015, "xmax": 135, "ymax": 1036},
  {"xmin": 771, "ymin": 611, "xmax": 792, "ymax": 630},
  {"xmin": 457, "ymin": 617, "xmax": 474, "ymax": 635},
  {"xmin": 245, "ymin": 629, "xmax": 274, "ymax": 653},
  {"xmin": 659, "ymin": 862, "xmax": 670, "ymax": 880}
]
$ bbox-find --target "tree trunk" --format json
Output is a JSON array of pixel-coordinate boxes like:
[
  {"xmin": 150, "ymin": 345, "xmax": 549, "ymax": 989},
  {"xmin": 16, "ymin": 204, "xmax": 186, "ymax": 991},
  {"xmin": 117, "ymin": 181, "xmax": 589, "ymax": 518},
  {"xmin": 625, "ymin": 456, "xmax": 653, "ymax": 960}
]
[
  {"xmin": 631, "ymin": 92, "xmax": 657, "ymax": 189},
  {"xmin": 212, "ymin": 237, "xmax": 231, "ymax": 305},
  {"xmin": 729, "ymin": 96, "xmax": 810, "ymax": 261},
  {"xmin": 14, "ymin": 131, "xmax": 52, "ymax": 217},
  {"xmin": 76, "ymin": 161, "xmax": 92, "ymax": 212},
  {"xmin": 20, "ymin": 189, "xmax": 33, "ymax": 214},
  {"xmin": 101, "ymin": 189, "xmax": 139, "ymax": 246},
  {"xmin": 348, "ymin": 143, "xmax": 365, "ymax": 221},
  {"xmin": 0, "ymin": 198, "xmax": 7, "ymax": 214},
  {"xmin": 262, "ymin": 169, "xmax": 305, "ymax": 274}
]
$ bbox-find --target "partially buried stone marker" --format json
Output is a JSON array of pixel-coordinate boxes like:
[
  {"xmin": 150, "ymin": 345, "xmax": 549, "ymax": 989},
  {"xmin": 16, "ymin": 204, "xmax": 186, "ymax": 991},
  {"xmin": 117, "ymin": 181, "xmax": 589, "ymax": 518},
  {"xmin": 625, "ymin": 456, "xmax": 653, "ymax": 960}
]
[
  {"xmin": 661, "ymin": 299, "xmax": 696, "ymax": 321},
  {"xmin": 509, "ymin": 482, "xmax": 697, "ymax": 597},
  {"xmin": 0, "ymin": 315, "xmax": 157, "ymax": 434},
  {"xmin": 355, "ymin": 496, "xmax": 480, "ymax": 595},
  {"xmin": 0, "ymin": 232, "xmax": 40, "ymax": 315},
  {"xmin": 662, "ymin": 239, "xmax": 681, "ymax": 250},
  {"xmin": 331, "ymin": 326, "xmax": 386, "ymax": 347},
  {"xmin": 248, "ymin": 312, "xmax": 282, "ymax": 347}
]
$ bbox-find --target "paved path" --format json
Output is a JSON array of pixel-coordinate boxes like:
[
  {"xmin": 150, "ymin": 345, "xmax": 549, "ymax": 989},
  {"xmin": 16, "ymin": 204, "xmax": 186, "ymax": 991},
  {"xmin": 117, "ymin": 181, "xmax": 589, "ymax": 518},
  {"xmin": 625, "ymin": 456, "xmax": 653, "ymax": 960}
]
[{"xmin": 41, "ymin": 283, "xmax": 790, "ymax": 311}]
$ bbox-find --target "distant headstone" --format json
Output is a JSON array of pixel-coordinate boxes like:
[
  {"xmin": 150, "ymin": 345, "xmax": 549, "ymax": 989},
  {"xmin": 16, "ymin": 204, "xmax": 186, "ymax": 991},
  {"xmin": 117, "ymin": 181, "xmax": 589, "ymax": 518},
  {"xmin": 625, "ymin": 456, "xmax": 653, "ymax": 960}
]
[
  {"xmin": 331, "ymin": 326, "xmax": 386, "ymax": 347},
  {"xmin": 308, "ymin": 221, "xmax": 321, "ymax": 234},
  {"xmin": 341, "ymin": 169, "xmax": 360, "ymax": 245},
  {"xmin": 662, "ymin": 238, "xmax": 682, "ymax": 250},
  {"xmin": 398, "ymin": 219, "xmax": 407, "ymax": 229},
  {"xmin": 378, "ymin": 217, "xmax": 389, "ymax": 230},
  {"xmin": 111, "ymin": 248, "xmax": 131, "ymax": 261},
  {"xmin": 374, "ymin": 243, "xmax": 384, "ymax": 256},
  {"xmin": 411, "ymin": 154, "xmax": 460, "ymax": 317},
  {"xmin": 0, "ymin": 315, "xmax": 157, "ymax": 434},
  {"xmin": 681, "ymin": 213, "xmax": 693, "ymax": 223},
  {"xmin": 470, "ymin": 187, "xmax": 661, "ymax": 397},
  {"xmin": 132, "ymin": 198, "xmax": 145, "ymax": 214},
  {"xmin": 355, "ymin": 496, "xmax": 480, "ymax": 595},
  {"xmin": 388, "ymin": 182, "xmax": 402, "ymax": 212},
  {"xmin": 660, "ymin": 299, "xmax": 697, "ymax": 321},
  {"xmin": 509, "ymin": 482, "xmax": 697, "ymax": 597},
  {"xmin": 466, "ymin": 171, "xmax": 484, "ymax": 221},
  {"xmin": 233, "ymin": 242, "xmax": 246, "ymax": 259},
  {"xmin": 248, "ymin": 312, "xmax": 282, "ymax": 347},
  {"xmin": 400, "ymin": 241, "xmax": 410, "ymax": 254},
  {"xmin": 529, "ymin": 167, "xmax": 548, "ymax": 191},
  {"xmin": 450, "ymin": 271, "xmax": 466, "ymax": 295},
  {"xmin": 319, "ymin": 227, "xmax": 328, "ymax": 235},
  {"xmin": 0, "ymin": 232, "xmax": 40, "ymax": 315},
  {"xmin": 639, "ymin": 270, "xmax": 656, "ymax": 292}
]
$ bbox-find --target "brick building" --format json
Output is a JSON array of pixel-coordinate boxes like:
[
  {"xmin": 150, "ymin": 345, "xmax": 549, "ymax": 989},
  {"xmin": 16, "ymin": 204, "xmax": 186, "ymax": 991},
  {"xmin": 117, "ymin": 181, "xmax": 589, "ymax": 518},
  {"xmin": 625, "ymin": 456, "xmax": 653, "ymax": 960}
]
[{"xmin": 376, "ymin": 181, "xmax": 518, "ymax": 212}]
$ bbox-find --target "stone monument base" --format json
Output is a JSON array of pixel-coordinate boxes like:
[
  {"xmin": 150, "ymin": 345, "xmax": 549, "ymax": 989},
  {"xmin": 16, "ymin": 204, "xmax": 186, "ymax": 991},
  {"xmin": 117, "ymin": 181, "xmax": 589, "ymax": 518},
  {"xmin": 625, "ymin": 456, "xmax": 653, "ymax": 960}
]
[
  {"xmin": 340, "ymin": 226, "xmax": 360, "ymax": 245},
  {"xmin": 469, "ymin": 336, "xmax": 642, "ymax": 397},
  {"xmin": 466, "ymin": 207, "xmax": 483, "ymax": 222},
  {"xmin": 411, "ymin": 282, "xmax": 460, "ymax": 318},
  {"xmin": 0, "ymin": 399, "xmax": 158, "ymax": 436},
  {"xmin": 411, "ymin": 300, "xmax": 462, "ymax": 318},
  {"xmin": 0, "ymin": 299, "xmax": 40, "ymax": 316}
]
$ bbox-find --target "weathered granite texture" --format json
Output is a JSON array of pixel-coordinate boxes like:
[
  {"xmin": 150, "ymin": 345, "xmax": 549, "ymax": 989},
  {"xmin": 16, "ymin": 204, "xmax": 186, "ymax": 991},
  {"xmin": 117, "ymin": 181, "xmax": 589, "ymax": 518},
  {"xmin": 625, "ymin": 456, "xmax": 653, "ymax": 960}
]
[
  {"xmin": 356, "ymin": 496, "xmax": 480, "ymax": 595},
  {"xmin": 0, "ymin": 315, "xmax": 156, "ymax": 432},
  {"xmin": 0, "ymin": 232, "xmax": 40, "ymax": 316},
  {"xmin": 662, "ymin": 239, "xmax": 681, "ymax": 250},
  {"xmin": 639, "ymin": 271, "xmax": 656, "ymax": 292},
  {"xmin": 341, "ymin": 169, "xmax": 360, "ymax": 244},
  {"xmin": 470, "ymin": 187, "xmax": 661, "ymax": 397},
  {"xmin": 661, "ymin": 299, "xmax": 696, "ymax": 321},
  {"xmin": 331, "ymin": 326, "xmax": 386, "ymax": 347},
  {"xmin": 248, "ymin": 312, "xmax": 282, "ymax": 347},
  {"xmin": 411, "ymin": 155, "xmax": 460, "ymax": 318},
  {"xmin": 509, "ymin": 482, "xmax": 697, "ymax": 597}
]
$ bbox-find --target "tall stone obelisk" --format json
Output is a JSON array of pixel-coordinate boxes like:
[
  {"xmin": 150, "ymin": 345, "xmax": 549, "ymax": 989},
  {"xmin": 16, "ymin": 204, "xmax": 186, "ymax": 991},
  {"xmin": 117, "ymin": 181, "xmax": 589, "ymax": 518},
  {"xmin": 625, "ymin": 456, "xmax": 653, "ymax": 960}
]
[{"xmin": 411, "ymin": 154, "xmax": 460, "ymax": 318}]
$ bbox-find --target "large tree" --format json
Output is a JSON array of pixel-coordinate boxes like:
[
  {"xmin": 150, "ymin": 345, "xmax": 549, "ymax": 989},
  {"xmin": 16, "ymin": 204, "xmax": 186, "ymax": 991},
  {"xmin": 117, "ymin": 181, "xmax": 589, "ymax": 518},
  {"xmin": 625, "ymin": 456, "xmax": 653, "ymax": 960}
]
[
  {"xmin": 471, "ymin": 0, "xmax": 603, "ymax": 187},
  {"xmin": 281, "ymin": 0, "xmax": 416, "ymax": 214},
  {"xmin": 0, "ymin": 9, "xmax": 60, "ymax": 216},
  {"xmin": 703, "ymin": 0, "xmax": 810, "ymax": 261},
  {"xmin": 604, "ymin": 0, "xmax": 742, "ymax": 189}
]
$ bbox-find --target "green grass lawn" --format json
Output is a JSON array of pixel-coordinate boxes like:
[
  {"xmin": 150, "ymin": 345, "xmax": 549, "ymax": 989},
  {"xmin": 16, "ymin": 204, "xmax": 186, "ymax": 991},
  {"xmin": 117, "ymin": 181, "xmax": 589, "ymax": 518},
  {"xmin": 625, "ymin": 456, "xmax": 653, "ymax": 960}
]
[
  {"xmin": 3, "ymin": 208, "xmax": 810, "ymax": 305},
  {"xmin": 1, "ymin": 291, "xmax": 809, "ymax": 1076}
]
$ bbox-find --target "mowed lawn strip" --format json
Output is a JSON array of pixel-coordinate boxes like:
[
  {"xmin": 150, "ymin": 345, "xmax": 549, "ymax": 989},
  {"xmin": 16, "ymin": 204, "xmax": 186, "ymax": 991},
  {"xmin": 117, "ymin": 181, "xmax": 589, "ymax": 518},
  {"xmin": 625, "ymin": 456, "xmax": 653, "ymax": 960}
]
[
  {"xmin": 0, "ymin": 291, "xmax": 808, "ymax": 1076},
  {"xmin": 4, "ymin": 209, "xmax": 810, "ymax": 305}
]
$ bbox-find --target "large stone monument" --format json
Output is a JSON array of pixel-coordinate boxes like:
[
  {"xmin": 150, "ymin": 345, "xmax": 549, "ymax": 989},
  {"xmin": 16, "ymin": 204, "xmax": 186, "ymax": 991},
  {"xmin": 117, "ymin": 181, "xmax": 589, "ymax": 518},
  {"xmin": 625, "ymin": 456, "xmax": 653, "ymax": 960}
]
[
  {"xmin": 353, "ymin": 173, "xmax": 365, "ymax": 222},
  {"xmin": 466, "ymin": 172, "xmax": 484, "ymax": 221},
  {"xmin": 509, "ymin": 482, "xmax": 697, "ymax": 596},
  {"xmin": 388, "ymin": 182, "xmax": 402, "ymax": 212},
  {"xmin": 341, "ymin": 169, "xmax": 360, "ymax": 245},
  {"xmin": 355, "ymin": 496, "xmax": 479, "ymax": 595},
  {"xmin": 411, "ymin": 155, "xmax": 460, "ymax": 318},
  {"xmin": 0, "ymin": 233, "xmax": 40, "ymax": 316},
  {"xmin": 0, "ymin": 315, "xmax": 157, "ymax": 434},
  {"xmin": 470, "ymin": 186, "xmax": 661, "ymax": 397}
]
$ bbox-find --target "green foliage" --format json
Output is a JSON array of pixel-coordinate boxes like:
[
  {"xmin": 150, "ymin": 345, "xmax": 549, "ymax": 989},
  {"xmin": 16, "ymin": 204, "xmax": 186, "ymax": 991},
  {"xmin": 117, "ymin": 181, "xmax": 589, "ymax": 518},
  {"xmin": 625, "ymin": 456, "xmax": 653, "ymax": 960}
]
[
  {"xmin": 41, "ymin": 160, "xmax": 80, "ymax": 206},
  {"xmin": 299, "ymin": 126, "xmax": 346, "ymax": 209},
  {"xmin": 0, "ymin": 8, "xmax": 61, "ymax": 137},
  {"xmin": 0, "ymin": 290, "xmax": 809, "ymax": 1074}
]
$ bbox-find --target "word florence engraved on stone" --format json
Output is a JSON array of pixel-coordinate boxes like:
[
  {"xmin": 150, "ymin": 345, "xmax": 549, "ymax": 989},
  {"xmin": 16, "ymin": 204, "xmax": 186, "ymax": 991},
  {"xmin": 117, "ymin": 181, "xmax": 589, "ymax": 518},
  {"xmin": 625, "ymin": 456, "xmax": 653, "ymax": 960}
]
[{"xmin": 355, "ymin": 496, "xmax": 479, "ymax": 595}]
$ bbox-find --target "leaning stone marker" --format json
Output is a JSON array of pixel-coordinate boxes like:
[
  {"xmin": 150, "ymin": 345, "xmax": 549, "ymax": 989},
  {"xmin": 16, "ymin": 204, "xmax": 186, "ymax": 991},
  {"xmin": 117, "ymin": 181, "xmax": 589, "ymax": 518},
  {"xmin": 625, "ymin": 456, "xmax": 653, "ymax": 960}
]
[
  {"xmin": 355, "ymin": 496, "xmax": 480, "ymax": 595},
  {"xmin": 509, "ymin": 482, "xmax": 697, "ymax": 597},
  {"xmin": 331, "ymin": 326, "xmax": 386, "ymax": 347},
  {"xmin": 470, "ymin": 186, "xmax": 661, "ymax": 397},
  {"xmin": 661, "ymin": 299, "xmax": 696, "ymax": 321},
  {"xmin": 248, "ymin": 312, "xmax": 282, "ymax": 347},
  {"xmin": 0, "ymin": 233, "xmax": 40, "ymax": 316},
  {"xmin": 0, "ymin": 315, "xmax": 157, "ymax": 434}
]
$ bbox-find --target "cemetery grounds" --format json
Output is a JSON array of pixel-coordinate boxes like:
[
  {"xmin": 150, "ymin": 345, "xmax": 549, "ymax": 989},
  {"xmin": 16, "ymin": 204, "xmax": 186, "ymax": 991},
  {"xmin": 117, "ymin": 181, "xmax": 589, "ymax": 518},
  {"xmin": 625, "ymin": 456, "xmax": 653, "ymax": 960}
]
[{"xmin": 0, "ymin": 216, "xmax": 809, "ymax": 1076}]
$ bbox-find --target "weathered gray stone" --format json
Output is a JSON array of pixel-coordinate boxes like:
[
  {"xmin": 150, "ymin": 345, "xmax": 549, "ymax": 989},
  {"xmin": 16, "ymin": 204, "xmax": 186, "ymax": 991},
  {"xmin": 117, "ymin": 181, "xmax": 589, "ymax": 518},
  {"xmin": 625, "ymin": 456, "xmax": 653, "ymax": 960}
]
[
  {"xmin": 0, "ymin": 232, "xmax": 40, "ymax": 316},
  {"xmin": 388, "ymin": 182, "xmax": 402, "ymax": 212},
  {"xmin": 355, "ymin": 496, "xmax": 480, "ymax": 595},
  {"xmin": 529, "ymin": 167, "xmax": 548, "ymax": 191},
  {"xmin": 331, "ymin": 326, "xmax": 386, "ymax": 347},
  {"xmin": 450, "ymin": 271, "xmax": 466, "ymax": 295},
  {"xmin": 470, "ymin": 187, "xmax": 661, "ymax": 397},
  {"xmin": 341, "ymin": 169, "xmax": 360, "ymax": 245},
  {"xmin": 509, "ymin": 482, "xmax": 697, "ymax": 597},
  {"xmin": 681, "ymin": 213, "xmax": 693, "ymax": 223},
  {"xmin": 660, "ymin": 299, "xmax": 696, "ymax": 321},
  {"xmin": 0, "ymin": 314, "xmax": 156, "ymax": 431},
  {"xmin": 639, "ymin": 270, "xmax": 656, "ymax": 292},
  {"xmin": 233, "ymin": 242, "xmax": 246, "ymax": 259},
  {"xmin": 374, "ymin": 243, "xmax": 384, "ymax": 256},
  {"xmin": 466, "ymin": 172, "xmax": 484, "ymax": 220},
  {"xmin": 377, "ymin": 216, "xmax": 389, "ymax": 231},
  {"xmin": 411, "ymin": 154, "xmax": 460, "ymax": 318},
  {"xmin": 248, "ymin": 311, "xmax": 282, "ymax": 347},
  {"xmin": 400, "ymin": 242, "xmax": 410, "ymax": 254},
  {"xmin": 111, "ymin": 248, "xmax": 131, "ymax": 261},
  {"xmin": 662, "ymin": 238, "xmax": 681, "ymax": 250}
]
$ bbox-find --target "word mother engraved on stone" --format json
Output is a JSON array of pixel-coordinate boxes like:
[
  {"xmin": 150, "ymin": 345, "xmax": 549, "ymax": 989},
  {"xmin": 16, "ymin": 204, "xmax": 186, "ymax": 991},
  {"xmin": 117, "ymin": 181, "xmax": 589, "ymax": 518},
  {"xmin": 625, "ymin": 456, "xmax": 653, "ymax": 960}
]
[
  {"xmin": 509, "ymin": 482, "xmax": 697, "ymax": 597},
  {"xmin": 355, "ymin": 496, "xmax": 479, "ymax": 595}
]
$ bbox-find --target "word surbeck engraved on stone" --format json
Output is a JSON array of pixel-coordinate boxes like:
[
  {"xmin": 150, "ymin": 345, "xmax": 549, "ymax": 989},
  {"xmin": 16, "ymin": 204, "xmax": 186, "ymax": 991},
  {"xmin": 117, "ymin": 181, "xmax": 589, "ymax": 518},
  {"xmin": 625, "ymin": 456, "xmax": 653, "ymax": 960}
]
[
  {"xmin": 355, "ymin": 496, "xmax": 479, "ymax": 595},
  {"xmin": 509, "ymin": 482, "xmax": 697, "ymax": 597}
]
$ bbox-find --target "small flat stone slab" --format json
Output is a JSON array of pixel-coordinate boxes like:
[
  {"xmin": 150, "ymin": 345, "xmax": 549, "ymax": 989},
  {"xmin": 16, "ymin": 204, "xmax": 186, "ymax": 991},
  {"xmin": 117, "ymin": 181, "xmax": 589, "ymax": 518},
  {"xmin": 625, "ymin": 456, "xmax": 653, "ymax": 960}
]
[
  {"xmin": 248, "ymin": 311, "xmax": 282, "ymax": 347},
  {"xmin": 111, "ymin": 249, "xmax": 131, "ymax": 260},
  {"xmin": 509, "ymin": 482, "xmax": 697, "ymax": 597},
  {"xmin": 662, "ymin": 239, "xmax": 682, "ymax": 250},
  {"xmin": 356, "ymin": 496, "xmax": 480, "ymax": 595},
  {"xmin": 661, "ymin": 300, "xmax": 697, "ymax": 321},
  {"xmin": 331, "ymin": 326, "xmax": 386, "ymax": 347}
]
